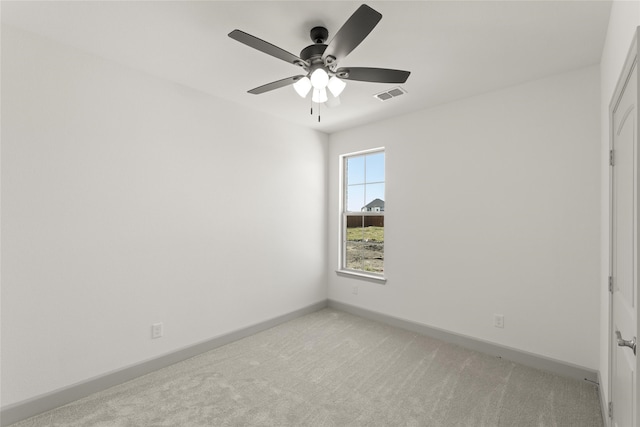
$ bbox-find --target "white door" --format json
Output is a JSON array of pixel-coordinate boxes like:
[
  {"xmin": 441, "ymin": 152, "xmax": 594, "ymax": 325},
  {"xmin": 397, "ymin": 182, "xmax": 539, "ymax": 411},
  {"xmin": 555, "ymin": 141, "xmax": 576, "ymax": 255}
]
[{"xmin": 610, "ymin": 31, "xmax": 639, "ymax": 427}]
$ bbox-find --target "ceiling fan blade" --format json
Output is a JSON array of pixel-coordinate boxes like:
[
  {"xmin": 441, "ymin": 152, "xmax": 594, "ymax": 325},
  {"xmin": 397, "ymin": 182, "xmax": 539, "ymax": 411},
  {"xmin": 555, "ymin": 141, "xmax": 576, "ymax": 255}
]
[
  {"xmin": 337, "ymin": 67, "xmax": 410, "ymax": 84},
  {"xmin": 229, "ymin": 30, "xmax": 306, "ymax": 66},
  {"xmin": 248, "ymin": 75, "xmax": 305, "ymax": 95},
  {"xmin": 323, "ymin": 5, "xmax": 382, "ymax": 63}
]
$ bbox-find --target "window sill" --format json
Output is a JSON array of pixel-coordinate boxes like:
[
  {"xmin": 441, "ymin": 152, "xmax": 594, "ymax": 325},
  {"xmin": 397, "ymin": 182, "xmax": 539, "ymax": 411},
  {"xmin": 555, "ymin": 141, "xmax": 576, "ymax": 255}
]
[{"xmin": 335, "ymin": 270, "xmax": 387, "ymax": 284}]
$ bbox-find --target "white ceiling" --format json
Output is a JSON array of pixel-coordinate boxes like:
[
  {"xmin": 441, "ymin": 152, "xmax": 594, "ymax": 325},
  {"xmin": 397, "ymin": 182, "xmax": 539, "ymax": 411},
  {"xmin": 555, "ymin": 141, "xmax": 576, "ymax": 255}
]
[{"xmin": 2, "ymin": 1, "xmax": 612, "ymax": 134}]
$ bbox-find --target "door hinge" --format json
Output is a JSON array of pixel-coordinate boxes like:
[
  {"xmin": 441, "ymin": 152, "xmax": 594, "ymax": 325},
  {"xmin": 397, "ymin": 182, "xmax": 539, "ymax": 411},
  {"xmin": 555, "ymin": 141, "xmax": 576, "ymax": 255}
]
[
  {"xmin": 609, "ymin": 276, "xmax": 614, "ymax": 293},
  {"xmin": 608, "ymin": 401, "xmax": 613, "ymax": 418},
  {"xmin": 610, "ymin": 149, "xmax": 615, "ymax": 166}
]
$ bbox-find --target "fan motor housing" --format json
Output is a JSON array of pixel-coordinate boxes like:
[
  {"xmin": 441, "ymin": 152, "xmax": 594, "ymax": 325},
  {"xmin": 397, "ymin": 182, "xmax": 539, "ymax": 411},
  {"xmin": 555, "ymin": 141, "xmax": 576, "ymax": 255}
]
[{"xmin": 300, "ymin": 44, "xmax": 327, "ymax": 62}]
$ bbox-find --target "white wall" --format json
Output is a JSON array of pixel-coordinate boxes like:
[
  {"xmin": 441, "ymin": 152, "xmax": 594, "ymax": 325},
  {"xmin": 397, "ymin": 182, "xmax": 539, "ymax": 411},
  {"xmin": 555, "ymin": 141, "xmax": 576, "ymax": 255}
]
[
  {"xmin": 598, "ymin": 0, "xmax": 640, "ymax": 413},
  {"xmin": 328, "ymin": 66, "xmax": 601, "ymax": 370},
  {"xmin": 1, "ymin": 26, "xmax": 328, "ymax": 406}
]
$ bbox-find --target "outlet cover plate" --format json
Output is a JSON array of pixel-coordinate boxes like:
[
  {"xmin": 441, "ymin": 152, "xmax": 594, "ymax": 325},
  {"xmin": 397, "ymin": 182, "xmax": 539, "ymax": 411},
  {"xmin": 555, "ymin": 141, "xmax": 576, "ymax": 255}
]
[
  {"xmin": 493, "ymin": 314, "xmax": 504, "ymax": 329},
  {"xmin": 152, "ymin": 323, "xmax": 163, "ymax": 339}
]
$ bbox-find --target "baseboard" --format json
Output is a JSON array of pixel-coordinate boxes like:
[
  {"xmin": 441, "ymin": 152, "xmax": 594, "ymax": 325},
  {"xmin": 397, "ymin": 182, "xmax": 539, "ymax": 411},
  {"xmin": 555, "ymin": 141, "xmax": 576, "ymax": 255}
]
[
  {"xmin": 0, "ymin": 300, "xmax": 327, "ymax": 427},
  {"xmin": 2, "ymin": 299, "xmax": 600, "ymax": 426},
  {"xmin": 328, "ymin": 299, "xmax": 599, "ymax": 383}
]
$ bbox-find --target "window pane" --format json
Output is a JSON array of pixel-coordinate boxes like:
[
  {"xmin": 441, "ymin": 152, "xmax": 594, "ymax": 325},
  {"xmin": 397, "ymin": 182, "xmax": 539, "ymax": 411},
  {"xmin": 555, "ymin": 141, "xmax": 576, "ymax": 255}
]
[
  {"xmin": 346, "ymin": 184, "xmax": 365, "ymax": 212},
  {"xmin": 364, "ymin": 183, "xmax": 384, "ymax": 211},
  {"xmin": 345, "ymin": 216, "xmax": 364, "ymax": 271},
  {"xmin": 346, "ymin": 242, "xmax": 364, "ymax": 271},
  {"xmin": 345, "ymin": 215, "xmax": 384, "ymax": 273},
  {"xmin": 347, "ymin": 156, "xmax": 365, "ymax": 185},
  {"xmin": 365, "ymin": 152, "xmax": 385, "ymax": 183},
  {"xmin": 363, "ymin": 217, "xmax": 384, "ymax": 273}
]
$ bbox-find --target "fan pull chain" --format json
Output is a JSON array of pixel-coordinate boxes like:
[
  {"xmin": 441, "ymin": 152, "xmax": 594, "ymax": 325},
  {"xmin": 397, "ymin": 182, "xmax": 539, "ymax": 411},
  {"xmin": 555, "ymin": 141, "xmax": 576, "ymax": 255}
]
[{"xmin": 309, "ymin": 98, "xmax": 321, "ymax": 122}]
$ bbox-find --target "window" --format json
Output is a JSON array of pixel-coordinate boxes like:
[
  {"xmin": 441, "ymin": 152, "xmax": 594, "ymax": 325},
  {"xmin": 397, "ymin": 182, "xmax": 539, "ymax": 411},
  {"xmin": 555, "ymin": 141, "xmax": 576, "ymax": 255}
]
[{"xmin": 340, "ymin": 149, "xmax": 385, "ymax": 278}]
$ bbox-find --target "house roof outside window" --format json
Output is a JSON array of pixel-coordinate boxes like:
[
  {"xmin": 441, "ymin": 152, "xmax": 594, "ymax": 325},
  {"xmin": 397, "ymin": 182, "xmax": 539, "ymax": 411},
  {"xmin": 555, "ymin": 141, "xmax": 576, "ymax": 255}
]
[{"xmin": 363, "ymin": 198, "xmax": 385, "ymax": 211}]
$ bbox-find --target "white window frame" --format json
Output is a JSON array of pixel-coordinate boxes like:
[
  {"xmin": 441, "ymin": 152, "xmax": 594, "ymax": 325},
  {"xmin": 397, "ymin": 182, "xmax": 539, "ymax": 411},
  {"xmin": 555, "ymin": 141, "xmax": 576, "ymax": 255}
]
[{"xmin": 337, "ymin": 147, "xmax": 387, "ymax": 284}]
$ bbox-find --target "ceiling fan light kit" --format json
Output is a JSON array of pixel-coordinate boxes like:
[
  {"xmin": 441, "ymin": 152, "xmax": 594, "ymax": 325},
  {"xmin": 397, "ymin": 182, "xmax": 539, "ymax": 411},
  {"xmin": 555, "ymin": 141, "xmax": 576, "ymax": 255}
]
[
  {"xmin": 293, "ymin": 76, "xmax": 312, "ymax": 98},
  {"xmin": 328, "ymin": 76, "xmax": 347, "ymax": 97},
  {"xmin": 228, "ymin": 4, "xmax": 411, "ymax": 121},
  {"xmin": 312, "ymin": 88, "xmax": 328, "ymax": 104},
  {"xmin": 310, "ymin": 68, "xmax": 329, "ymax": 90}
]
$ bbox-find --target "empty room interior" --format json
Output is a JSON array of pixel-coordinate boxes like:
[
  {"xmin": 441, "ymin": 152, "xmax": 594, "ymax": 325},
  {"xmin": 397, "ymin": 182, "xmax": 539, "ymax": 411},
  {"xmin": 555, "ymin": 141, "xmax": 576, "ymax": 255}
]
[{"xmin": 2, "ymin": 1, "xmax": 640, "ymax": 426}]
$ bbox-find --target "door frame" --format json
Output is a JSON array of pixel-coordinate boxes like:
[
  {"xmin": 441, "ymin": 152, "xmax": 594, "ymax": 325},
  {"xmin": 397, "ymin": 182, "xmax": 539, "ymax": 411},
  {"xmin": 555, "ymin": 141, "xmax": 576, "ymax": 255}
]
[{"xmin": 608, "ymin": 27, "xmax": 639, "ymax": 427}]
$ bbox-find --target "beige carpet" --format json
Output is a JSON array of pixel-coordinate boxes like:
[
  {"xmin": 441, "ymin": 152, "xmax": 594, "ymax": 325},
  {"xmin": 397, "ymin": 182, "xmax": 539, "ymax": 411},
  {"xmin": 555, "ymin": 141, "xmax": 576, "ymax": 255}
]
[{"xmin": 9, "ymin": 308, "xmax": 602, "ymax": 426}]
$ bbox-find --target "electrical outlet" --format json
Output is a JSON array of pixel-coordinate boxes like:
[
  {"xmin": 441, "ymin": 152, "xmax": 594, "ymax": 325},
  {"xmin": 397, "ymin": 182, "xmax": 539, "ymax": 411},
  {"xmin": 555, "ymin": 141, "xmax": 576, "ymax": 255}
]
[
  {"xmin": 151, "ymin": 322, "xmax": 163, "ymax": 339},
  {"xmin": 493, "ymin": 314, "xmax": 504, "ymax": 329},
  {"xmin": 352, "ymin": 285, "xmax": 359, "ymax": 295}
]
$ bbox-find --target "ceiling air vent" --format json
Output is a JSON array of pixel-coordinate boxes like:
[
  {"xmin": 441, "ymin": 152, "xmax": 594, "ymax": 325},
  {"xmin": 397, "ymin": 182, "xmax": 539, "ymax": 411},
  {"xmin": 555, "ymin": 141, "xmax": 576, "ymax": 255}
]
[{"xmin": 374, "ymin": 87, "xmax": 407, "ymax": 102}]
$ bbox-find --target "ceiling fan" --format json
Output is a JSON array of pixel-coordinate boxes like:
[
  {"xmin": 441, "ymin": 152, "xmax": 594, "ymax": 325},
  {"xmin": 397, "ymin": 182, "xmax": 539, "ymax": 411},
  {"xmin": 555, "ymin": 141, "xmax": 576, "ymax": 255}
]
[{"xmin": 228, "ymin": 4, "xmax": 410, "ymax": 111}]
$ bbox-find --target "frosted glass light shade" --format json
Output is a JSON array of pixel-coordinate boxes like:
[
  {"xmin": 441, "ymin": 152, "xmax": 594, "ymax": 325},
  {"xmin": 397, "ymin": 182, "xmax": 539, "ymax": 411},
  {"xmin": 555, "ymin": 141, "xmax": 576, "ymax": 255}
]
[
  {"xmin": 293, "ymin": 76, "xmax": 311, "ymax": 98},
  {"xmin": 327, "ymin": 77, "xmax": 346, "ymax": 97},
  {"xmin": 310, "ymin": 68, "xmax": 329, "ymax": 89},
  {"xmin": 326, "ymin": 90, "xmax": 341, "ymax": 107},
  {"xmin": 312, "ymin": 88, "xmax": 328, "ymax": 103}
]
